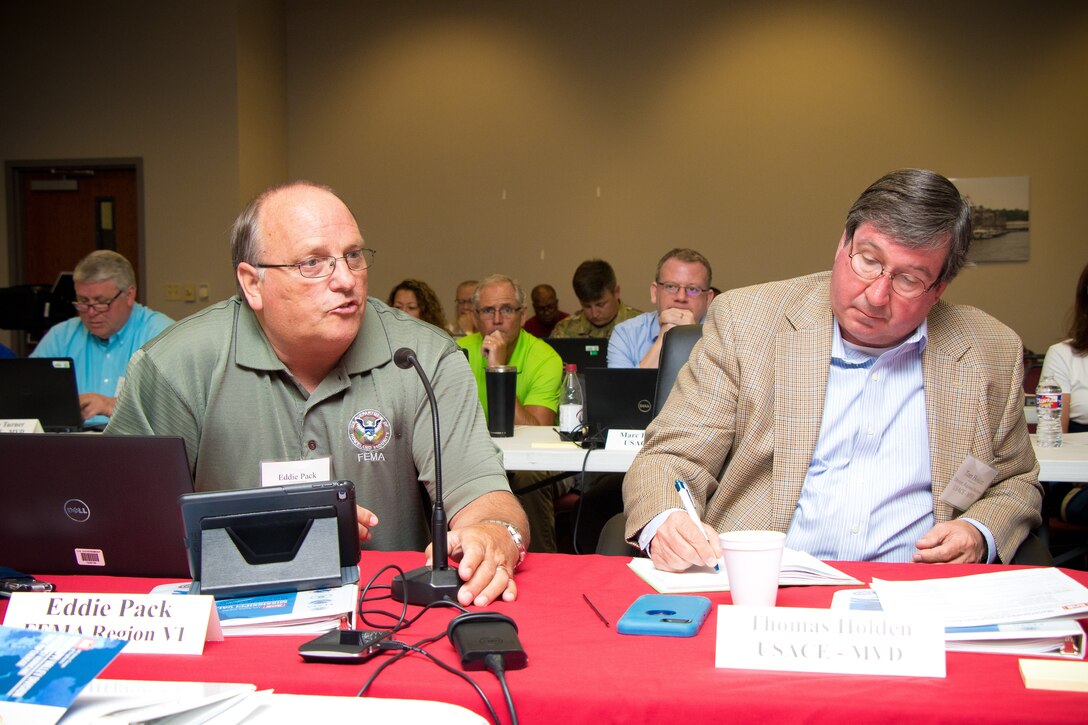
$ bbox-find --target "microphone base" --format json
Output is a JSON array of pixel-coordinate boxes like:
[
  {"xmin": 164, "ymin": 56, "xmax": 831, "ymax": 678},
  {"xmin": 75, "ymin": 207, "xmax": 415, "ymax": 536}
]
[{"xmin": 390, "ymin": 565, "xmax": 462, "ymax": 606}]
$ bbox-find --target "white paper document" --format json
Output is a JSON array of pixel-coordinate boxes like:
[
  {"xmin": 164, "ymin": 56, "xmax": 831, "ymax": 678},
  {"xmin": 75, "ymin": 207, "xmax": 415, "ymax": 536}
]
[
  {"xmin": 627, "ymin": 548, "xmax": 861, "ymax": 594},
  {"xmin": 831, "ymin": 588, "xmax": 1087, "ymax": 658},
  {"xmin": 869, "ymin": 568, "xmax": 1088, "ymax": 628}
]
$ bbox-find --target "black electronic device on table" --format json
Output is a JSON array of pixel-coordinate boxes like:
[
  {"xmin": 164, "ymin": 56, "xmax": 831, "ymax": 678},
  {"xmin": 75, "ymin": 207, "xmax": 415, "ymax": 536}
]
[
  {"xmin": 179, "ymin": 480, "xmax": 360, "ymax": 599},
  {"xmin": 0, "ymin": 357, "xmax": 83, "ymax": 431},
  {"xmin": 0, "ymin": 434, "xmax": 194, "ymax": 577}
]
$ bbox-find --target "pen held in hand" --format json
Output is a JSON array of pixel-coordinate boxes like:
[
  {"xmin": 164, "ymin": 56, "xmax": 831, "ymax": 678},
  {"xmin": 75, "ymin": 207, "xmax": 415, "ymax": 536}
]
[{"xmin": 675, "ymin": 479, "xmax": 720, "ymax": 571}]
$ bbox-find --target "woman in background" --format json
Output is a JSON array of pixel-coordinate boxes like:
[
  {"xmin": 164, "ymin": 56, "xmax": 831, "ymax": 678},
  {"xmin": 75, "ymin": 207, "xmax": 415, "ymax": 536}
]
[
  {"xmin": 1043, "ymin": 260, "xmax": 1088, "ymax": 434},
  {"xmin": 1042, "ymin": 260, "xmax": 1088, "ymax": 523},
  {"xmin": 388, "ymin": 279, "xmax": 449, "ymax": 333}
]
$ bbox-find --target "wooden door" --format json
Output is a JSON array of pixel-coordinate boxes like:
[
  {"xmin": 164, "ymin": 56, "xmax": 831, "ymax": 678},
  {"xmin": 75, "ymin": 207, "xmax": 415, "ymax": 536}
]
[{"xmin": 16, "ymin": 164, "xmax": 140, "ymax": 286}]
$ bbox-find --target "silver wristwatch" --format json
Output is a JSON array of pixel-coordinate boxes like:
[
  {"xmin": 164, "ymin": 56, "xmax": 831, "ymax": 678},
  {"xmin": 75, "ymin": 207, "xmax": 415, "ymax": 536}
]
[{"xmin": 484, "ymin": 519, "xmax": 527, "ymax": 569}]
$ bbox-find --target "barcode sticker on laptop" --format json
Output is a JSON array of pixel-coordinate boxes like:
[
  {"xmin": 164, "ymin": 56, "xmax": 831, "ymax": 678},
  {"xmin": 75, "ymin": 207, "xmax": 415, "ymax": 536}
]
[{"xmin": 75, "ymin": 549, "xmax": 105, "ymax": 567}]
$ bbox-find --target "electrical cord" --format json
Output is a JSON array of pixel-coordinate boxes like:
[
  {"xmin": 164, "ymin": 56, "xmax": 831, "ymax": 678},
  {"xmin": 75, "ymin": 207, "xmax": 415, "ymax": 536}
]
[
  {"xmin": 569, "ymin": 445, "xmax": 594, "ymax": 554},
  {"xmin": 356, "ymin": 563, "xmax": 468, "ymax": 632},
  {"xmin": 356, "ymin": 631, "xmax": 503, "ymax": 725},
  {"xmin": 349, "ymin": 563, "xmax": 505, "ymax": 725},
  {"xmin": 484, "ymin": 653, "xmax": 519, "ymax": 725}
]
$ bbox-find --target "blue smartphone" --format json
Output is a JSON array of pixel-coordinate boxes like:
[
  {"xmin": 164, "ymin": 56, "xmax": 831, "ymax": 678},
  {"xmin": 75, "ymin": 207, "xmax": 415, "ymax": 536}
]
[{"xmin": 616, "ymin": 594, "xmax": 712, "ymax": 637}]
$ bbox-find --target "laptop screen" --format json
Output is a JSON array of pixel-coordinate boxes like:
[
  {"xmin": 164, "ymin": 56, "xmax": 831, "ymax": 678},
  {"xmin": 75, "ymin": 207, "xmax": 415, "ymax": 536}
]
[
  {"xmin": 0, "ymin": 434, "xmax": 194, "ymax": 578},
  {"xmin": 543, "ymin": 338, "xmax": 609, "ymax": 369},
  {"xmin": 0, "ymin": 358, "xmax": 83, "ymax": 432},
  {"xmin": 583, "ymin": 368, "xmax": 658, "ymax": 433}
]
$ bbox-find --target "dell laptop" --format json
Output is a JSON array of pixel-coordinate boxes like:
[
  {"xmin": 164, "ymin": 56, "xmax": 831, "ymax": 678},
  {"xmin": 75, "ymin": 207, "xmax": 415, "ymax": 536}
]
[
  {"xmin": 0, "ymin": 357, "xmax": 83, "ymax": 432},
  {"xmin": 543, "ymin": 338, "xmax": 609, "ymax": 369},
  {"xmin": 583, "ymin": 368, "xmax": 659, "ymax": 434},
  {"xmin": 0, "ymin": 434, "xmax": 194, "ymax": 578}
]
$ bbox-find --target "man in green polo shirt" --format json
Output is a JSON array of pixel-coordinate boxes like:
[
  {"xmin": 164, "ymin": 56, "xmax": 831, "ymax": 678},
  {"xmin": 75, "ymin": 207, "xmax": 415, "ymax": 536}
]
[
  {"xmin": 458, "ymin": 274, "xmax": 564, "ymax": 551},
  {"xmin": 107, "ymin": 182, "xmax": 527, "ymax": 607}
]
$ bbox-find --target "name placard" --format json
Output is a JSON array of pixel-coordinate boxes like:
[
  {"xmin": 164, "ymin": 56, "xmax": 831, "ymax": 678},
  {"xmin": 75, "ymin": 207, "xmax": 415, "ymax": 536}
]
[
  {"xmin": 605, "ymin": 429, "xmax": 644, "ymax": 450},
  {"xmin": 715, "ymin": 605, "xmax": 945, "ymax": 678},
  {"xmin": 0, "ymin": 419, "xmax": 44, "ymax": 433},
  {"xmin": 261, "ymin": 456, "xmax": 331, "ymax": 487},
  {"xmin": 2, "ymin": 592, "xmax": 223, "ymax": 655}
]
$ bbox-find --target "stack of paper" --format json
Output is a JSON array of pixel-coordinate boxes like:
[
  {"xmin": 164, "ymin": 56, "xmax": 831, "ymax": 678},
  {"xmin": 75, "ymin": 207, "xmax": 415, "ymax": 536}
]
[
  {"xmin": 59, "ymin": 680, "xmax": 262, "ymax": 725},
  {"xmin": 627, "ymin": 548, "xmax": 861, "ymax": 594},
  {"xmin": 152, "ymin": 582, "xmax": 357, "ymax": 636},
  {"xmin": 861, "ymin": 569, "xmax": 1088, "ymax": 659}
]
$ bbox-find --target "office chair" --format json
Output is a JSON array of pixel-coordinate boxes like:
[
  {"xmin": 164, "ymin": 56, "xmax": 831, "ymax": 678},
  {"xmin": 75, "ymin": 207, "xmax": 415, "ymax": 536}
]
[
  {"xmin": 596, "ymin": 324, "xmax": 703, "ymax": 556},
  {"xmin": 652, "ymin": 324, "xmax": 703, "ymax": 415}
]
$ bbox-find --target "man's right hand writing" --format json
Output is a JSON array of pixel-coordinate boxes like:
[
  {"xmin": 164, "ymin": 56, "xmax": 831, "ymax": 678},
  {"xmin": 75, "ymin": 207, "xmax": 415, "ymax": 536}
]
[{"xmin": 649, "ymin": 510, "xmax": 722, "ymax": 572}]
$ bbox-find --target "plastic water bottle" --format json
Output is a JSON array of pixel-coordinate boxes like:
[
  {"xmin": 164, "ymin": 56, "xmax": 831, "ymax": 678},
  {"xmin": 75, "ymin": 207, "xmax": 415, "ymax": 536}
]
[
  {"xmin": 558, "ymin": 363, "xmax": 585, "ymax": 436},
  {"xmin": 1035, "ymin": 375, "xmax": 1063, "ymax": 448}
]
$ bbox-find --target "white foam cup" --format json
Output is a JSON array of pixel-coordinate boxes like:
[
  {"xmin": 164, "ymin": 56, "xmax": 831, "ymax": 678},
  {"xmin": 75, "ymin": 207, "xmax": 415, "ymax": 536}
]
[{"xmin": 719, "ymin": 530, "xmax": 786, "ymax": 606}]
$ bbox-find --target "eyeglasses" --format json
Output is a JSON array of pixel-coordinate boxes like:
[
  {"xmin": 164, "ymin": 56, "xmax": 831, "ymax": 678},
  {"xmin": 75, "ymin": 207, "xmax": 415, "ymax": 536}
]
[
  {"xmin": 256, "ymin": 248, "xmax": 376, "ymax": 278},
  {"xmin": 847, "ymin": 241, "xmax": 938, "ymax": 299},
  {"xmin": 73, "ymin": 288, "xmax": 126, "ymax": 313},
  {"xmin": 476, "ymin": 305, "xmax": 523, "ymax": 318},
  {"xmin": 655, "ymin": 281, "xmax": 709, "ymax": 297}
]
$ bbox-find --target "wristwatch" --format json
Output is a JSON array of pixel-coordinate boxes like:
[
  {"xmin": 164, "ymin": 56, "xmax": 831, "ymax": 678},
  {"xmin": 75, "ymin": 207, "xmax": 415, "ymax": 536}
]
[{"xmin": 484, "ymin": 519, "xmax": 527, "ymax": 569}]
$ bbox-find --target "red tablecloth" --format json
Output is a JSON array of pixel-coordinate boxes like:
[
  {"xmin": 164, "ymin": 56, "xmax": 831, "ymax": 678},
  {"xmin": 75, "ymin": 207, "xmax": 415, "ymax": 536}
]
[{"xmin": 5, "ymin": 552, "xmax": 1087, "ymax": 723}]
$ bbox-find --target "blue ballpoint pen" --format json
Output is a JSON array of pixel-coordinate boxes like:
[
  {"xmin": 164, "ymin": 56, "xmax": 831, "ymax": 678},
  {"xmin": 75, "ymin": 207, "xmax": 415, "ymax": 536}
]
[{"xmin": 675, "ymin": 479, "xmax": 719, "ymax": 571}]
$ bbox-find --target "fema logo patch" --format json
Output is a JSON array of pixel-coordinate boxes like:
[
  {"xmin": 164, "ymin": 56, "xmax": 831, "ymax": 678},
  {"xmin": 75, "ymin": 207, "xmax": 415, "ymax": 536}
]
[{"xmin": 349, "ymin": 409, "xmax": 392, "ymax": 452}]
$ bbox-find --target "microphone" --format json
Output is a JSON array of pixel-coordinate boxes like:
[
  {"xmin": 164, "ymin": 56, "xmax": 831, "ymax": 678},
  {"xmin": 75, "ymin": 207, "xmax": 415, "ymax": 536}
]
[{"xmin": 390, "ymin": 347, "xmax": 462, "ymax": 605}]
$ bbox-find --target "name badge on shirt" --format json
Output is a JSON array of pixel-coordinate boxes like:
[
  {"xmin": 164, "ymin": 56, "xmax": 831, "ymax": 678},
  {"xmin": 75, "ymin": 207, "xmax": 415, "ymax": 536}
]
[
  {"xmin": 260, "ymin": 457, "xmax": 331, "ymax": 487},
  {"xmin": 939, "ymin": 455, "xmax": 998, "ymax": 511}
]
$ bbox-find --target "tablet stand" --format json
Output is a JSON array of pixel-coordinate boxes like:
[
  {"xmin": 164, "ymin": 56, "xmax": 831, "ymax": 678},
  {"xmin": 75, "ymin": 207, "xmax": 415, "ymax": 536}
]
[{"xmin": 192, "ymin": 510, "xmax": 347, "ymax": 599}]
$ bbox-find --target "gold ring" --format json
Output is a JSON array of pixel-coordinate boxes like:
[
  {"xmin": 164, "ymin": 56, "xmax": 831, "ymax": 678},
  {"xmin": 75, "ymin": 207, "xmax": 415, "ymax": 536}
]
[{"xmin": 496, "ymin": 565, "xmax": 510, "ymax": 576}]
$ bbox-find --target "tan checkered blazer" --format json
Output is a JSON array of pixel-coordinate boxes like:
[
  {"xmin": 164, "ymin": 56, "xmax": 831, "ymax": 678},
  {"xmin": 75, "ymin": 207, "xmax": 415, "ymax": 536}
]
[{"xmin": 623, "ymin": 272, "xmax": 1042, "ymax": 563}]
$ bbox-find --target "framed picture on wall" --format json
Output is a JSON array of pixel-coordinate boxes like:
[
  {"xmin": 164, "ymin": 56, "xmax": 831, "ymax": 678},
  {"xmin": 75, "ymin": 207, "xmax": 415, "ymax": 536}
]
[{"xmin": 949, "ymin": 176, "xmax": 1030, "ymax": 263}]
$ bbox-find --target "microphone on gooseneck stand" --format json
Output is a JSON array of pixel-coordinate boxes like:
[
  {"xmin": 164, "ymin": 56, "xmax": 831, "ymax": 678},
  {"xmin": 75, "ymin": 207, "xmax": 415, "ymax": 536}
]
[{"xmin": 390, "ymin": 347, "xmax": 462, "ymax": 605}]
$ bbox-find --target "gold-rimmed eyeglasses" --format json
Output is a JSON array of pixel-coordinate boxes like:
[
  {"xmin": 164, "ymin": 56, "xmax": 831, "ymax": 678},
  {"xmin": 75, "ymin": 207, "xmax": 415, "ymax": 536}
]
[{"xmin": 847, "ymin": 241, "xmax": 939, "ymax": 299}]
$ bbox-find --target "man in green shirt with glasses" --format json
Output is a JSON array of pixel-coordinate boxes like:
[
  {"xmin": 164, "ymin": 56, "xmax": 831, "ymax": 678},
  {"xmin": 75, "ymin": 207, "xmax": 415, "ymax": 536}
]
[{"xmin": 457, "ymin": 274, "xmax": 564, "ymax": 552}]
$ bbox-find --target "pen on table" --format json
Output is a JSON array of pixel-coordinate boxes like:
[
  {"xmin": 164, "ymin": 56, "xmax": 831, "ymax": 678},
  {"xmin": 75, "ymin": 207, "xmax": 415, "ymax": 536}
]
[
  {"xmin": 675, "ymin": 479, "xmax": 719, "ymax": 571},
  {"xmin": 582, "ymin": 593, "xmax": 609, "ymax": 628}
]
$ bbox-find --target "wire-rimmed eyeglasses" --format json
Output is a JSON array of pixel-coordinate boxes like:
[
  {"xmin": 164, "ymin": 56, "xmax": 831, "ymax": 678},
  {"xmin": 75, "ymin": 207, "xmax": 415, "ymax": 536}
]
[
  {"xmin": 256, "ymin": 248, "xmax": 376, "ymax": 279},
  {"xmin": 476, "ymin": 305, "xmax": 523, "ymax": 319},
  {"xmin": 847, "ymin": 241, "xmax": 939, "ymax": 299},
  {"xmin": 655, "ymin": 281, "xmax": 709, "ymax": 298}
]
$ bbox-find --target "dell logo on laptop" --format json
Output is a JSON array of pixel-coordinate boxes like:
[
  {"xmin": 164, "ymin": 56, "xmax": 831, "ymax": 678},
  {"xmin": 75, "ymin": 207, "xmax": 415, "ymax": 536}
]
[{"xmin": 63, "ymin": 499, "xmax": 91, "ymax": 522}]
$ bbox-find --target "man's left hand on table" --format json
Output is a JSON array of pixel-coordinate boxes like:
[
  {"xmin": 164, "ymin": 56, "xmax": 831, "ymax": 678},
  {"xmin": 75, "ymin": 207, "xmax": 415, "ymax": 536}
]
[{"xmin": 912, "ymin": 519, "xmax": 985, "ymax": 563}]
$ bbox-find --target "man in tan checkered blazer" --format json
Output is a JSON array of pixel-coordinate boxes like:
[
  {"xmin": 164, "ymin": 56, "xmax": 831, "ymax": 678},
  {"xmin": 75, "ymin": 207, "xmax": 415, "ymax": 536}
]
[{"xmin": 624, "ymin": 169, "xmax": 1042, "ymax": 570}]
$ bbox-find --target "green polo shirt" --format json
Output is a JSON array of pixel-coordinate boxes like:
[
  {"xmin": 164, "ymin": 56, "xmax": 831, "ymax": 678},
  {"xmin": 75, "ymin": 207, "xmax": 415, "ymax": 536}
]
[
  {"xmin": 457, "ymin": 330, "xmax": 562, "ymax": 421},
  {"xmin": 107, "ymin": 296, "xmax": 510, "ymax": 552}
]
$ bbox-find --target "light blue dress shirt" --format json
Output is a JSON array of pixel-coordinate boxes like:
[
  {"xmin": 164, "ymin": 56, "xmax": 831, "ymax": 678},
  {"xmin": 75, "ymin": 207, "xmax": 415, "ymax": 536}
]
[
  {"xmin": 785, "ymin": 320, "xmax": 996, "ymax": 562},
  {"xmin": 607, "ymin": 311, "xmax": 661, "ymax": 368},
  {"xmin": 31, "ymin": 303, "xmax": 173, "ymax": 426}
]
